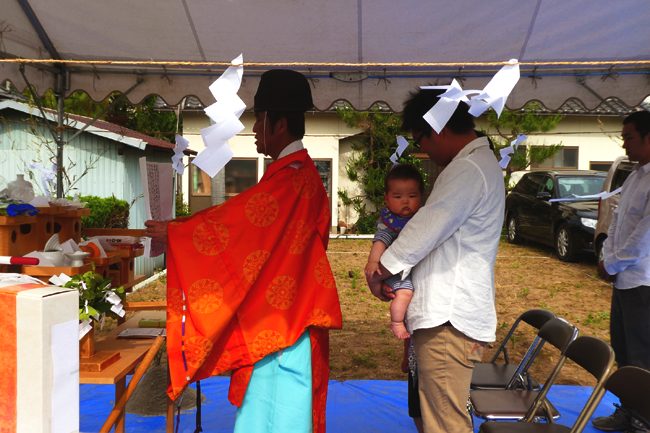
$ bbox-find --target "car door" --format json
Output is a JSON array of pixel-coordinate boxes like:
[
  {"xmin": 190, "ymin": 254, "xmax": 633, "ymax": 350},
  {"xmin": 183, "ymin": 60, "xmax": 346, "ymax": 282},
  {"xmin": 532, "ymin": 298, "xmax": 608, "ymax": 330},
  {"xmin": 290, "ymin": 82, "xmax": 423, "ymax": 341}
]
[
  {"xmin": 515, "ymin": 174, "xmax": 545, "ymax": 237},
  {"xmin": 531, "ymin": 175, "xmax": 555, "ymax": 241}
]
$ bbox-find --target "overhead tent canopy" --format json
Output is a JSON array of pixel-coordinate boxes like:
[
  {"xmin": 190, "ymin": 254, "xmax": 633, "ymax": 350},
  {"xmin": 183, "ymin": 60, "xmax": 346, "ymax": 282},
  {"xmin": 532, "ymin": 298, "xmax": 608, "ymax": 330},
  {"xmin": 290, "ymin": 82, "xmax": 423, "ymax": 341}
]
[{"xmin": 2, "ymin": 0, "xmax": 650, "ymax": 113}]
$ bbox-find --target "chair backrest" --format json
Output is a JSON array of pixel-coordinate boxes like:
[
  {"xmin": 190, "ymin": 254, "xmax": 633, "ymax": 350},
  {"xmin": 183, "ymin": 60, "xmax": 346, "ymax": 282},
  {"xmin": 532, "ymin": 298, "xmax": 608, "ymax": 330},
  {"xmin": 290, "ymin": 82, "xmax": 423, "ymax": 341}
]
[
  {"xmin": 537, "ymin": 317, "xmax": 578, "ymax": 352},
  {"xmin": 563, "ymin": 337, "xmax": 615, "ymax": 432},
  {"xmin": 520, "ymin": 318, "xmax": 579, "ymax": 422},
  {"xmin": 520, "ymin": 309, "xmax": 558, "ymax": 330},
  {"xmin": 605, "ymin": 367, "xmax": 650, "ymax": 428},
  {"xmin": 505, "ymin": 316, "xmax": 576, "ymax": 390},
  {"xmin": 490, "ymin": 309, "xmax": 557, "ymax": 364}
]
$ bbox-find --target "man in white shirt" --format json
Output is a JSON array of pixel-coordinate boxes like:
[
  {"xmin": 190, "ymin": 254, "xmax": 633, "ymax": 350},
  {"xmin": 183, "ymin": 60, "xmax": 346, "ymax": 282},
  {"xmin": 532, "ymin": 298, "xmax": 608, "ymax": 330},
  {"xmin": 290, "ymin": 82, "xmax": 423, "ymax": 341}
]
[
  {"xmin": 367, "ymin": 89, "xmax": 504, "ymax": 432},
  {"xmin": 595, "ymin": 110, "xmax": 650, "ymax": 433}
]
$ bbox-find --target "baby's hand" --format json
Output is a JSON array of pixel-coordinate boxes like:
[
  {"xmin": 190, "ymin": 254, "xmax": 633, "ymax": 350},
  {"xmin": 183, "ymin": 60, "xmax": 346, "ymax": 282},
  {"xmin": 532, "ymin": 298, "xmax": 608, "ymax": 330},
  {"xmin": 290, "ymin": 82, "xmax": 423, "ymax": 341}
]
[{"xmin": 364, "ymin": 262, "xmax": 381, "ymax": 280}]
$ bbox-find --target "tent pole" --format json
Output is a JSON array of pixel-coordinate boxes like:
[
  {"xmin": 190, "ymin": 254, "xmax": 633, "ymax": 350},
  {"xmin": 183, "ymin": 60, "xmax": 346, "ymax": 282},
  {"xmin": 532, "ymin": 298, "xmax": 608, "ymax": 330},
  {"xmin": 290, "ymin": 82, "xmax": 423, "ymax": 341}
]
[
  {"xmin": 65, "ymin": 76, "xmax": 144, "ymax": 145},
  {"xmin": 55, "ymin": 73, "xmax": 65, "ymax": 198}
]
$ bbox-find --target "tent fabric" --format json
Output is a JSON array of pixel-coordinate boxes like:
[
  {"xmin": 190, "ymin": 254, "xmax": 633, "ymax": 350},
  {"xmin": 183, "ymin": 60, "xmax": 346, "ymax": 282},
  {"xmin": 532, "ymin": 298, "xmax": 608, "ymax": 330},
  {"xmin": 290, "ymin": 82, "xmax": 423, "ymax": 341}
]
[
  {"xmin": 2, "ymin": 0, "xmax": 649, "ymax": 111},
  {"xmin": 79, "ymin": 376, "xmax": 620, "ymax": 433}
]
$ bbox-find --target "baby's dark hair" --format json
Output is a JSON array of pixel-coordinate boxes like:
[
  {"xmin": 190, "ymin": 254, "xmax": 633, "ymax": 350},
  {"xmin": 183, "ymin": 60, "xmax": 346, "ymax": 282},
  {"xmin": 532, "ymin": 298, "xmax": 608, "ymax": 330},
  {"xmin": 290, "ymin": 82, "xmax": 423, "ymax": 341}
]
[{"xmin": 384, "ymin": 164, "xmax": 425, "ymax": 194}]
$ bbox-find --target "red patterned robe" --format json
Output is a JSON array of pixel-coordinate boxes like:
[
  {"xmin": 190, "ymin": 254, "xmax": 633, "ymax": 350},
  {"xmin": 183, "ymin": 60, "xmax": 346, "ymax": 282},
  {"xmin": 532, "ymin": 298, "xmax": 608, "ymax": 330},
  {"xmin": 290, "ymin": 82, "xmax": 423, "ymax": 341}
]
[{"xmin": 166, "ymin": 149, "xmax": 342, "ymax": 432}]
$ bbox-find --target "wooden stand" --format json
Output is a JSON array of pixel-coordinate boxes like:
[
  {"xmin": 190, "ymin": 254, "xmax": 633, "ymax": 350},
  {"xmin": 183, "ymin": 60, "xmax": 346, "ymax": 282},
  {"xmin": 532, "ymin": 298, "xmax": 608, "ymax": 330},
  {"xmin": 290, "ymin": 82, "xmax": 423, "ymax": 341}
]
[
  {"xmin": 53, "ymin": 208, "xmax": 91, "ymax": 244},
  {"xmin": 0, "ymin": 215, "xmax": 37, "ymax": 257},
  {"xmin": 88, "ymin": 252, "xmax": 121, "ymax": 280},
  {"xmin": 79, "ymin": 322, "xmax": 121, "ymax": 372},
  {"xmin": 22, "ymin": 263, "xmax": 93, "ymax": 283},
  {"xmin": 30, "ymin": 205, "xmax": 66, "ymax": 253}
]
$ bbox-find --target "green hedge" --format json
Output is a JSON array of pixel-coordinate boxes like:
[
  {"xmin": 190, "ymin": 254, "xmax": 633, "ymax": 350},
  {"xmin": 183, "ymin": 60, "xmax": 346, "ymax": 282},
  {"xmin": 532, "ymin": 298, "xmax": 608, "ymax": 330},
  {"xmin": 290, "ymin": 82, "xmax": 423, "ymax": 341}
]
[
  {"xmin": 75, "ymin": 195, "xmax": 130, "ymax": 229},
  {"xmin": 354, "ymin": 212, "xmax": 379, "ymax": 234}
]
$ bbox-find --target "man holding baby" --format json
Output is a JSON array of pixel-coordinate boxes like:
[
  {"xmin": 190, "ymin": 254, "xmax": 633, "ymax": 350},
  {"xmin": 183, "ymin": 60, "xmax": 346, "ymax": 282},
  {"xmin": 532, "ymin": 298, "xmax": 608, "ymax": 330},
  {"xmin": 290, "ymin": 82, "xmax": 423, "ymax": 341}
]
[{"xmin": 367, "ymin": 88, "xmax": 505, "ymax": 432}]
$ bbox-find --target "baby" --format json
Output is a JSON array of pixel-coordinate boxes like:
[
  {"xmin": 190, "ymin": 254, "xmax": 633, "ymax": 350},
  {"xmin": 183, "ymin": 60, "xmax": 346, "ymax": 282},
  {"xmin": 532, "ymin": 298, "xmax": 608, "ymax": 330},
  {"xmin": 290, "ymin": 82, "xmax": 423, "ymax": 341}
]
[{"xmin": 365, "ymin": 164, "xmax": 423, "ymax": 339}]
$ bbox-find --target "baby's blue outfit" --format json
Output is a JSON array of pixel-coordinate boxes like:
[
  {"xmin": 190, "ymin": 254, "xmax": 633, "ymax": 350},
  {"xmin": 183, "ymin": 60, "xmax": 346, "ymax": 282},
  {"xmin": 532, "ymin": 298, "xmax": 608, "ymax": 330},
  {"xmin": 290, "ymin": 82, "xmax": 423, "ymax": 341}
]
[{"xmin": 373, "ymin": 207, "xmax": 414, "ymax": 292}]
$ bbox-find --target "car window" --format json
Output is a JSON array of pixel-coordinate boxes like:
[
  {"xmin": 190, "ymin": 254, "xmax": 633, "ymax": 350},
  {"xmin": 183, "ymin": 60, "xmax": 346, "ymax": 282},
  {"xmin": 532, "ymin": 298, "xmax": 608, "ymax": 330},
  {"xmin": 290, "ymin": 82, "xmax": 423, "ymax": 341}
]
[
  {"xmin": 611, "ymin": 163, "xmax": 634, "ymax": 191},
  {"xmin": 539, "ymin": 177, "xmax": 554, "ymax": 195},
  {"xmin": 515, "ymin": 174, "xmax": 544, "ymax": 196},
  {"xmin": 557, "ymin": 176, "xmax": 606, "ymax": 199}
]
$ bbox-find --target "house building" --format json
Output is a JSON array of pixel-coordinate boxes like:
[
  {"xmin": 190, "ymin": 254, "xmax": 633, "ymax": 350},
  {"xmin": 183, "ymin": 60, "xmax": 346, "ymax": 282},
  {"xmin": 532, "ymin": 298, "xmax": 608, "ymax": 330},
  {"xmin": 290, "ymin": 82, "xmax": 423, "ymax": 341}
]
[
  {"xmin": 0, "ymin": 99, "xmax": 194, "ymax": 276},
  {"xmin": 177, "ymin": 98, "xmax": 637, "ymax": 230}
]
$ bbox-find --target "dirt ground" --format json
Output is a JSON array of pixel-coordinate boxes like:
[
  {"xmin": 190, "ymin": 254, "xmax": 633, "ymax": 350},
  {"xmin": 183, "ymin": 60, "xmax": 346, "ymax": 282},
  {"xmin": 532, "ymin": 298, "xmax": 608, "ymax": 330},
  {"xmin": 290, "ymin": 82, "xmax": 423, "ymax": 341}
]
[{"xmin": 104, "ymin": 236, "xmax": 612, "ymax": 388}]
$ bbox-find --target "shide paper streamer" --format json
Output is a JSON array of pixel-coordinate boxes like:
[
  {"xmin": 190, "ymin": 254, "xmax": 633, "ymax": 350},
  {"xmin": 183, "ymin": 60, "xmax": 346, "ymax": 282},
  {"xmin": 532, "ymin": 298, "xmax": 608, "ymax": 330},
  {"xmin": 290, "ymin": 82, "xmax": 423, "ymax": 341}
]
[
  {"xmin": 174, "ymin": 54, "xmax": 245, "ymax": 178},
  {"xmin": 499, "ymin": 134, "xmax": 528, "ymax": 169},
  {"xmin": 549, "ymin": 187, "xmax": 622, "ymax": 203},
  {"xmin": 390, "ymin": 136, "xmax": 411, "ymax": 167},
  {"xmin": 172, "ymin": 134, "xmax": 190, "ymax": 175},
  {"xmin": 421, "ymin": 59, "xmax": 521, "ymax": 134}
]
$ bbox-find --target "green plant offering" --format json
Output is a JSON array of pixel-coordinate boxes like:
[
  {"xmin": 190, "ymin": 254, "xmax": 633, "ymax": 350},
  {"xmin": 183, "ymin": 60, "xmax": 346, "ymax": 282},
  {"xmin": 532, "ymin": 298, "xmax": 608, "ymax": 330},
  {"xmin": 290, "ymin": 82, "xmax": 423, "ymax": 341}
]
[{"xmin": 65, "ymin": 265, "xmax": 126, "ymax": 321}]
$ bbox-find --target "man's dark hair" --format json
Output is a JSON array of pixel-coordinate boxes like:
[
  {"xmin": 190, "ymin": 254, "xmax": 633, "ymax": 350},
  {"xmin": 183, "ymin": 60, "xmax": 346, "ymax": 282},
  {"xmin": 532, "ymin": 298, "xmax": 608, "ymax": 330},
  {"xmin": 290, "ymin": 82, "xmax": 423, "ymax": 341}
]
[
  {"xmin": 261, "ymin": 111, "xmax": 306, "ymax": 139},
  {"xmin": 384, "ymin": 164, "xmax": 425, "ymax": 194},
  {"xmin": 623, "ymin": 111, "xmax": 650, "ymax": 139},
  {"xmin": 401, "ymin": 88, "xmax": 475, "ymax": 137},
  {"xmin": 475, "ymin": 130, "xmax": 495, "ymax": 150}
]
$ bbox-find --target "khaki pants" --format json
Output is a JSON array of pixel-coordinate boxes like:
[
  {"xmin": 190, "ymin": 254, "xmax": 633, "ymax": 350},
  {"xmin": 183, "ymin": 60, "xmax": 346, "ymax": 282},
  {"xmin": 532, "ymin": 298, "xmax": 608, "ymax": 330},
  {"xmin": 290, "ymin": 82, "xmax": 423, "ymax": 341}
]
[{"xmin": 412, "ymin": 325, "xmax": 486, "ymax": 433}]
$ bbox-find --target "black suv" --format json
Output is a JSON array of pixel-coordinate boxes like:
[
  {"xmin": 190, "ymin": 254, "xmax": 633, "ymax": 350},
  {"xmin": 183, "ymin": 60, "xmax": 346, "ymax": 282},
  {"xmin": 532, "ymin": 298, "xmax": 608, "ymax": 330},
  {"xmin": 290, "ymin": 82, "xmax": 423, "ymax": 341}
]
[{"xmin": 505, "ymin": 170, "xmax": 606, "ymax": 262}]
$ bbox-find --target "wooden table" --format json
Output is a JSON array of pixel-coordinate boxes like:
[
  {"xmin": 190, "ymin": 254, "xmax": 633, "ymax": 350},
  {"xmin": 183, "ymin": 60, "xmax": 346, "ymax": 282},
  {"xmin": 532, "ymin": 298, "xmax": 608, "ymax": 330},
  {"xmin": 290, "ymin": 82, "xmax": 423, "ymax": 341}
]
[{"xmin": 80, "ymin": 311, "xmax": 171, "ymax": 433}]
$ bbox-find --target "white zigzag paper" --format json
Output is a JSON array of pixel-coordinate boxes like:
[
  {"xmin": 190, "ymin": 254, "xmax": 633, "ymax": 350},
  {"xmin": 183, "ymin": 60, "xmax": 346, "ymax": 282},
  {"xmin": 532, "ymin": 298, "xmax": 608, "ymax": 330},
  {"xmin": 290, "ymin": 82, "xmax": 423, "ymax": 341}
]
[{"xmin": 192, "ymin": 54, "xmax": 244, "ymax": 178}]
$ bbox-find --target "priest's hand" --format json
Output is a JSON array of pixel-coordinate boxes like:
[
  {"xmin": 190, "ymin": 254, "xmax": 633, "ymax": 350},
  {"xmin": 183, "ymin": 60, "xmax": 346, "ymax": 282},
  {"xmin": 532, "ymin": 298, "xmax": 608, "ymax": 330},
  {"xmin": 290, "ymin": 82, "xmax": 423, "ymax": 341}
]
[{"xmin": 144, "ymin": 220, "xmax": 171, "ymax": 244}]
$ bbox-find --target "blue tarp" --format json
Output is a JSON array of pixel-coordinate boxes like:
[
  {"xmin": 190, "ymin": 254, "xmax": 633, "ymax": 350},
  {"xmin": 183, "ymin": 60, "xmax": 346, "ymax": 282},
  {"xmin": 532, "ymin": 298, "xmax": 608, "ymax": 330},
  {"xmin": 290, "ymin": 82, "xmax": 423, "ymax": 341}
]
[{"xmin": 81, "ymin": 377, "xmax": 619, "ymax": 432}]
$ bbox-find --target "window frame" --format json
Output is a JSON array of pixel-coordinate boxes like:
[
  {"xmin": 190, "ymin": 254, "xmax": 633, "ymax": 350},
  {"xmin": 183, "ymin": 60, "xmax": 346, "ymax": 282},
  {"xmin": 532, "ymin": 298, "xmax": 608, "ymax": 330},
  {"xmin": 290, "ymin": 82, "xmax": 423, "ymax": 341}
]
[{"xmin": 530, "ymin": 146, "xmax": 579, "ymax": 170}]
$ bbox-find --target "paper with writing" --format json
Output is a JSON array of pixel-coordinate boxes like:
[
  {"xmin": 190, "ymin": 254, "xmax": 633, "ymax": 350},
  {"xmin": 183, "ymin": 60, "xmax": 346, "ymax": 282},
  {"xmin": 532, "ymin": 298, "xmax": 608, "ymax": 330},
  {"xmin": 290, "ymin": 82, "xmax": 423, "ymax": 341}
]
[{"xmin": 140, "ymin": 157, "xmax": 174, "ymax": 257}]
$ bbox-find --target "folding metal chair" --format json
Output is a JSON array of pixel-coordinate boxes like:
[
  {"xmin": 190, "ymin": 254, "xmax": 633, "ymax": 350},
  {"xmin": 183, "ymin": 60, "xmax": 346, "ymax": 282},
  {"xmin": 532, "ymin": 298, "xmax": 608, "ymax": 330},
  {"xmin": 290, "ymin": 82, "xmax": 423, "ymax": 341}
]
[
  {"xmin": 470, "ymin": 318, "xmax": 579, "ymax": 423},
  {"xmin": 600, "ymin": 367, "xmax": 650, "ymax": 430},
  {"xmin": 477, "ymin": 335, "xmax": 615, "ymax": 433},
  {"xmin": 472, "ymin": 309, "xmax": 557, "ymax": 391}
]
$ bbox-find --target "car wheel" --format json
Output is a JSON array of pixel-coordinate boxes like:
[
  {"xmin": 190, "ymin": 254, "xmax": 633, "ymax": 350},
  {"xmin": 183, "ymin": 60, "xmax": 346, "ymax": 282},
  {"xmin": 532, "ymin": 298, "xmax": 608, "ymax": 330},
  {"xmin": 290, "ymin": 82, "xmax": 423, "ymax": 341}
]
[
  {"xmin": 507, "ymin": 213, "xmax": 521, "ymax": 244},
  {"xmin": 555, "ymin": 223, "xmax": 579, "ymax": 262}
]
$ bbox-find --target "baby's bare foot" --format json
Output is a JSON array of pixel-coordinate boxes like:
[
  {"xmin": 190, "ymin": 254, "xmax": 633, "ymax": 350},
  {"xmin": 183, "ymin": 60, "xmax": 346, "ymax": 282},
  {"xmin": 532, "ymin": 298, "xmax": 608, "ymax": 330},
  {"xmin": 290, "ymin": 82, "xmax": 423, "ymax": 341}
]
[{"xmin": 390, "ymin": 321, "xmax": 410, "ymax": 339}]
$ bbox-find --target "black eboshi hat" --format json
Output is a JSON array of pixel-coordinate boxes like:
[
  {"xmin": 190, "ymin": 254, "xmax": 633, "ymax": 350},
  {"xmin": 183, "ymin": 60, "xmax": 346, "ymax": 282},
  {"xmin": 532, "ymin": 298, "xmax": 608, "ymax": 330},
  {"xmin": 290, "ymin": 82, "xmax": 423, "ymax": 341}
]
[{"xmin": 254, "ymin": 70, "xmax": 313, "ymax": 113}]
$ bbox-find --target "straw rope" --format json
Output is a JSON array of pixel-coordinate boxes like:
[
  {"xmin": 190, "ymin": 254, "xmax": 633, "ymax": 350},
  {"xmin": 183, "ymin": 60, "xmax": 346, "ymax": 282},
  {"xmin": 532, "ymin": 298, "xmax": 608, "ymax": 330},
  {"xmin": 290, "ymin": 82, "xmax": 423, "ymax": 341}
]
[{"xmin": 1, "ymin": 59, "xmax": 650, "ymax": 68}]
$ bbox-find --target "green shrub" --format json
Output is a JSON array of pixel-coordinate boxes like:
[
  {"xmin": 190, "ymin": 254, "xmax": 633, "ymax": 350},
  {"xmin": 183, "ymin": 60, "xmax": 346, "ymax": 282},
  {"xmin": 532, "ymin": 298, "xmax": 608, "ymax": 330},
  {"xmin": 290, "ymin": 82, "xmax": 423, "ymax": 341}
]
[
  {"xmin": 175, "ymin": 193, "xmax": 192, "ymax": 218},
  {"xmin": 354, "ymin": 212, "xmax": 379, "ymax": 234},
  {"xmin": 76, "ymin": 195, "xmax": 130, "ymax": 229}
]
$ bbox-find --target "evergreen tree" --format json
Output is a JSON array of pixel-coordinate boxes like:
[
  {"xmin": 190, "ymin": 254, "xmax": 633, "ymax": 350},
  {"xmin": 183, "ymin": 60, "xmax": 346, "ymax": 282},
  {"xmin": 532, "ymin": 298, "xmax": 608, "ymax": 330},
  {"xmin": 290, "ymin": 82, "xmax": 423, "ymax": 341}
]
[
  {"xmin": 337, "ymin": 105, "xmax": 426, "ymax": 233},
  {"xmin": 486, "ymin": 103, "xmax": 564, "ymax": 186}
]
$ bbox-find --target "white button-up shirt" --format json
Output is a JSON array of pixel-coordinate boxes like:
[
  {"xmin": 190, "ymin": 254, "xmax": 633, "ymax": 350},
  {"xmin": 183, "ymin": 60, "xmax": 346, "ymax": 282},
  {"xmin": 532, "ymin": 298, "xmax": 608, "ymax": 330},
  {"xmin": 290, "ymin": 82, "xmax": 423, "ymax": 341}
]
[
  {"xmin": 380, "ymin": 137, "xmax": 504, "ymax": 343},
  {"xmin": 603, "ymin": 162, "xmax": 650, "ymax": 289}
]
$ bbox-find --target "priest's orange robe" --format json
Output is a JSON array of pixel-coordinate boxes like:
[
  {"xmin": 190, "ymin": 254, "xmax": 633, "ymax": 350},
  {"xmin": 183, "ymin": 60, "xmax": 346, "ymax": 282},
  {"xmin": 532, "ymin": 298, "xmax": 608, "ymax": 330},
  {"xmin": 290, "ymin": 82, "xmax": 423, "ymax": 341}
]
[{"xmin": 166, "ymin": 149, "xmax": 342, "ymax": 432}]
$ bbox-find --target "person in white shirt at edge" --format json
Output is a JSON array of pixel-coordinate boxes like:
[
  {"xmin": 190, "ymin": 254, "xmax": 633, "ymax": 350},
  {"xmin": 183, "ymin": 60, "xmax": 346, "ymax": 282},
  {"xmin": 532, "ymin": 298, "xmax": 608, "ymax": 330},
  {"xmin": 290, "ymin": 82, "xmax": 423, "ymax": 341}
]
[
  {"xmin": 366, "ymin": 88, "xmax": 505, "ymax": 433},
  {"xmin": 594, "ymin": 110, "xmax": 650, "ymax": 433}
]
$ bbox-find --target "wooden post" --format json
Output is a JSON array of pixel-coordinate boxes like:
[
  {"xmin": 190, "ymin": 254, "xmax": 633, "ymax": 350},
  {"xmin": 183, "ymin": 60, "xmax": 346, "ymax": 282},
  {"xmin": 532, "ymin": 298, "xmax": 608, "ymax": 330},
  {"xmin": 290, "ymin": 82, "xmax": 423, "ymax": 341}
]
[
  {"xmin": 99, "ymin": 335, "xmax": 165, "ymax": 433},
  {"xmin": 79, "ymin": 325, "xmax": 95, "ymax": 358}
]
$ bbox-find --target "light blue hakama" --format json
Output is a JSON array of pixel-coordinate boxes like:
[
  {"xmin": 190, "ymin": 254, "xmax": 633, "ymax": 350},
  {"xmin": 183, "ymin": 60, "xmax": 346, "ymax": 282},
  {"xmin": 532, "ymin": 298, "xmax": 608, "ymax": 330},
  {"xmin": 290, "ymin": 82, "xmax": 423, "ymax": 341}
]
[{"xmin": 234, "ymin": 329, "xmax": 313, "ymax": 433}]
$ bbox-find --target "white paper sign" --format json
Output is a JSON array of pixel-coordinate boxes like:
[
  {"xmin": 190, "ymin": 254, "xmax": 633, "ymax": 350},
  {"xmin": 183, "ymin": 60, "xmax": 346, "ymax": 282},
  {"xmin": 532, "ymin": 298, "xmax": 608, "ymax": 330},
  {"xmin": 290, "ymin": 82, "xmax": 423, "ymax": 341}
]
[{"xmin": 51, "ymin": 320, "xmax": 79, "ymax": 433}]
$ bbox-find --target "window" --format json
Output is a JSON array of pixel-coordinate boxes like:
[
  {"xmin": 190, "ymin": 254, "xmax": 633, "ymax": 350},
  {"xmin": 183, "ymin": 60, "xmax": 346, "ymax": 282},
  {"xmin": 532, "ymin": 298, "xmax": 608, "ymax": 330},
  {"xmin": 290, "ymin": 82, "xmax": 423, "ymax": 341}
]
[
  {"xmin": 531, "ymin": 147, "xmax": 578, "ymax": 170},
  {"xmin": 224, "ymin": 158, "xmax": 257, "ymax": 200},
  {"xmin": 539, "ymin": 176, "xmax": 554, "ymax": 195},
  {"xmin": 556, "ymin": 176, "xmax": 606, "ymax": 199},
  {"xmin": 314, "ymin": 160, "xmax": 332, "ymax": 195},
  {"xmin": 190, "ymin": 158, "xmax": 258, "ymax": 198},
  {"xmin": 190, "ymin": 160, "xmax": 211, "ymax": 196},
  {"xmin": 590, "ymin": 161, "xmax": 612, "ymax": 172}
]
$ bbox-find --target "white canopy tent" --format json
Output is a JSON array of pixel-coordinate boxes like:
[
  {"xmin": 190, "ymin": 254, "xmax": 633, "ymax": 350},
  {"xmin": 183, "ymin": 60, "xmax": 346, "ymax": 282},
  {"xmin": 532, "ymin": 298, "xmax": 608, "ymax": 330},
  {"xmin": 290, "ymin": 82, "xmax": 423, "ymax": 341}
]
[
  {"xmin": 2, "ymin": 0, "xmax": 650, "ymax": 195},
  {"xmin": 2, "ymin": 0, "xmax": 650, "ymax": 111}
]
